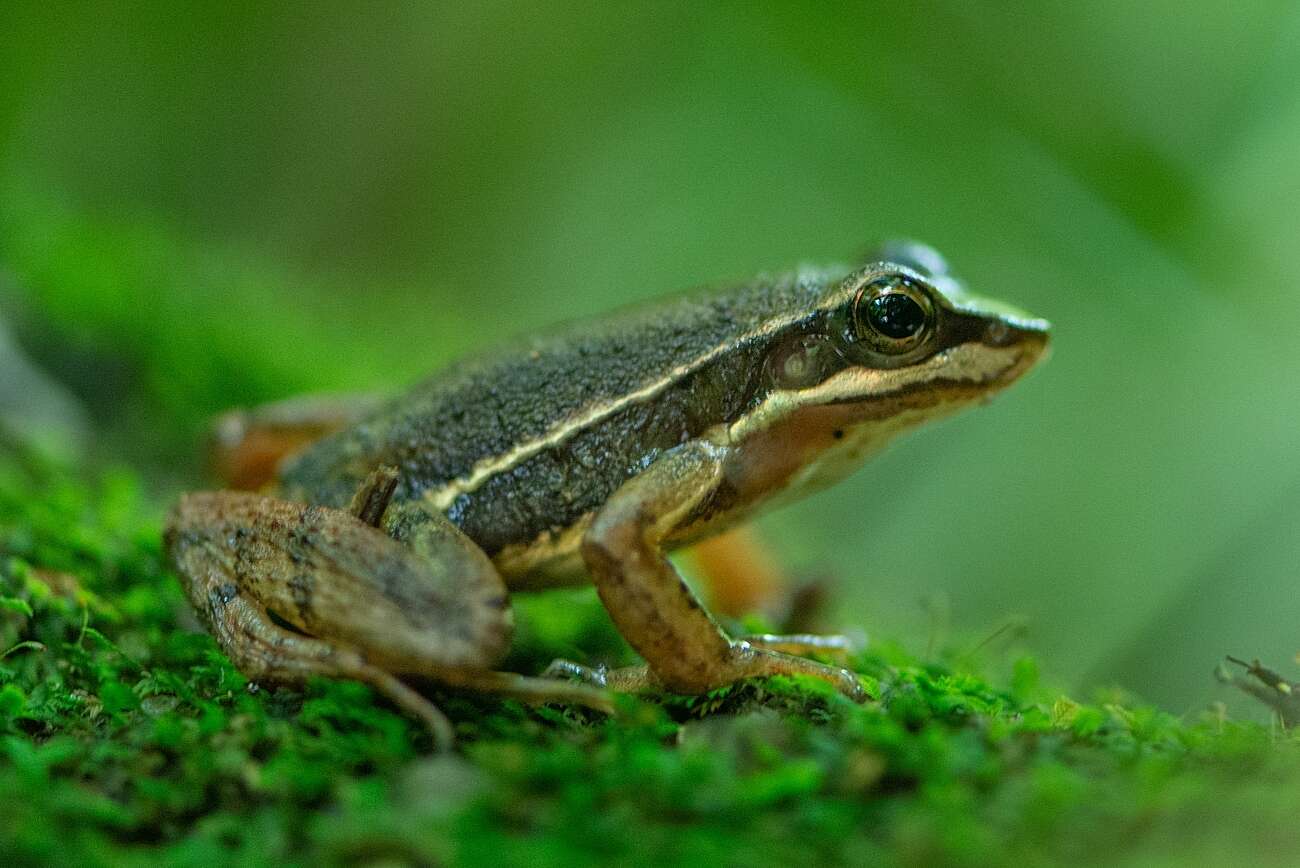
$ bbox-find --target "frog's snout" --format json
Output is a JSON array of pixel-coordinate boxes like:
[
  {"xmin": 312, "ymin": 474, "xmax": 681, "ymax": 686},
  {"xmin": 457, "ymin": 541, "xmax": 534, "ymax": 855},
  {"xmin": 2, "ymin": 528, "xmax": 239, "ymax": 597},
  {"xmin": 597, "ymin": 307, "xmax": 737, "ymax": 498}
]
[
  {"xmin": 982, "ymin": 316, "xmax": 1051, "ymax": 388},
  {"xmin": 983, "ymin": 314, "xmax": 1049, "ymax": 347}
]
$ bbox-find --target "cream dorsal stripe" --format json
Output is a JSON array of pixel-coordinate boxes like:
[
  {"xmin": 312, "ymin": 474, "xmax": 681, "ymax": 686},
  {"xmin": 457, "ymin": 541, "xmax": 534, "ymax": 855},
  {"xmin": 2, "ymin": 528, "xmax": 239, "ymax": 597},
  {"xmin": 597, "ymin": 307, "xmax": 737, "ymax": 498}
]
[{"xmin": 424, "ymin": 276, "xmax": 857, "ymax": 512}]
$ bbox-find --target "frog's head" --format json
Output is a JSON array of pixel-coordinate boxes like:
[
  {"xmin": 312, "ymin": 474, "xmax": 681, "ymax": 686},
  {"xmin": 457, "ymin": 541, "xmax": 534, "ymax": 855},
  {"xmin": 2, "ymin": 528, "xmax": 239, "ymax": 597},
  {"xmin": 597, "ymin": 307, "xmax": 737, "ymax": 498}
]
[
  {"xmin": 726, "ymin": 247, "xmax": 1049, "ymax": 501},
  {"xmin": 825, "ymin": 257, "xmax": 1051, "ymax": 406}
]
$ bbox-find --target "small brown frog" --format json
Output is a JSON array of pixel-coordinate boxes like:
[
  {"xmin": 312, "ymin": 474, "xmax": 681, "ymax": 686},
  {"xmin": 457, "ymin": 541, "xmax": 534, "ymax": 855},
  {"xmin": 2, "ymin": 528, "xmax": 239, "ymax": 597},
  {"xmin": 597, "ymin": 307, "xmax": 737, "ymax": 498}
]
[{"xmin": 165, "ymin": 242, "xmax": 1049, "ymax": 746}]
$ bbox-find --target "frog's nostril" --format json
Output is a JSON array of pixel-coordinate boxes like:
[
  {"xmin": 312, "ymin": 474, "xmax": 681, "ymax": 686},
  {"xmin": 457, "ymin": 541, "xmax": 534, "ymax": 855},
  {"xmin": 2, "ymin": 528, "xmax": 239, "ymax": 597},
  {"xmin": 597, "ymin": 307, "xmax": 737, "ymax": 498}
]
[
  {"xmin": 984, "ymin": 318, "xmax": 1051, "ymax": 352},
  {"xmin": 984, "ymin": 321, "xmax": 1011, "ymax": 346}
]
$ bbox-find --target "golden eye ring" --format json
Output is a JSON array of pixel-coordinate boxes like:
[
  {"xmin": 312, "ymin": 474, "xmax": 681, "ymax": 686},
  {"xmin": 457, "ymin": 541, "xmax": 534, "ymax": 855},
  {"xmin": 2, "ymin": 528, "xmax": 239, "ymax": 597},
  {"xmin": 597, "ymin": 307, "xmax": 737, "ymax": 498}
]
[{"xmin": 852, "ymin": 275, "xmax": 935, "ymax": 354}]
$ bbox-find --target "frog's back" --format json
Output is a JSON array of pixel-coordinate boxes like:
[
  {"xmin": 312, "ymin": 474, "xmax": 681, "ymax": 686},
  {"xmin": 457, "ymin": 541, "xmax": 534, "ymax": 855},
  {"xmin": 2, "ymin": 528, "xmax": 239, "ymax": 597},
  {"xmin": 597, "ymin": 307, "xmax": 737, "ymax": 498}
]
[{"xmin": 279, "ymin": 268, "xmax": 842, "ymax": 556}]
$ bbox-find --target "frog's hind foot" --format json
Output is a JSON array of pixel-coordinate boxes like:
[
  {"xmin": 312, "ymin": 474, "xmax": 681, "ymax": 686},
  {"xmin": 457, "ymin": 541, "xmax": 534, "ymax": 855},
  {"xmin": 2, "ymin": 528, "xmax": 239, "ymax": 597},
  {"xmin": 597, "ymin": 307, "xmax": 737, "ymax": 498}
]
[
  {"xmin": 542, "ymin": 659, "xmax": 660, "ymax": 693},
  {"xmin": 203, "ymin": 590, "xmax": 457, "ymax": 748},
  {"xmin": 192, "ymin": 582, "xmax": 613, "ymax": 744},
  {"xmin": 440, "ymin": 669, "xmax": 616, "ymax": 716},
  {"xmin": 736, "ymin": 632, "xmax": 858, "ymax": 662}
]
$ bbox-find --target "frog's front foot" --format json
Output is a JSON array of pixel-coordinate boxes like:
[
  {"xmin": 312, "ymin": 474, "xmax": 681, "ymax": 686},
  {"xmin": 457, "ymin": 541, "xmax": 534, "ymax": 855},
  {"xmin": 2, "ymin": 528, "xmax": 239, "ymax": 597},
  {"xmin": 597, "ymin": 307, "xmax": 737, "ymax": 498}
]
[
  {"xmin": 544, "ymin": 648, "xmax": 866, "ymax": 701},
  {"xmin": 722, "ymin": 641, "xmax": 867, "ymax": 701},
  {"xmin": 577, "ymin": 441, "xmax": 870, "ymax": 704}
]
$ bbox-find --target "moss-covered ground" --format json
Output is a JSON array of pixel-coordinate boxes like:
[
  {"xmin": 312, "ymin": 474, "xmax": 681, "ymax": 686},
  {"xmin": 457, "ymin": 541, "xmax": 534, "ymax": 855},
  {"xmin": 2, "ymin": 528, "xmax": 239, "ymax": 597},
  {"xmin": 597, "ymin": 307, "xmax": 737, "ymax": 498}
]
[
  {"xmin": 2, "ymin": 201, "xmax": 1299, "ymax": 866},
  {"xmin": 2, "ymin": 447, "xmax": 1299, "ymax": 868}
]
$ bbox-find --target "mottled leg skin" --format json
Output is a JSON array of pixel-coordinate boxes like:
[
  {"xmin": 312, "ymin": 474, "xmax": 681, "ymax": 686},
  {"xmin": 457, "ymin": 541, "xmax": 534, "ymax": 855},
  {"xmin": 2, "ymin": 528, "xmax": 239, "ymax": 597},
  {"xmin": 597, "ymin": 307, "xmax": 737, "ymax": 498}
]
[
  {"xmin": 209, "ymin": 392, "xmax": 387, "ymax": 490},
  {"xmin": 166, "ymin": 469, "xmax": 612, "ymax": 746},
  {"xmin": 579, "ymin": 441, "xmax": 868, "ymax": 701}
]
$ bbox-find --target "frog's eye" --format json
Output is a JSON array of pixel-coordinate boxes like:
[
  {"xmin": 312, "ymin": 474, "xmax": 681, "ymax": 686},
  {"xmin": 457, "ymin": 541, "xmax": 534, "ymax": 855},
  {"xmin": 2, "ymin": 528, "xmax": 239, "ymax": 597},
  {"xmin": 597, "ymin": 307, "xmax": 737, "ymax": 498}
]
[{"xmin": 853, "ymin": 275, "xmax": 934, "ymax": 354}]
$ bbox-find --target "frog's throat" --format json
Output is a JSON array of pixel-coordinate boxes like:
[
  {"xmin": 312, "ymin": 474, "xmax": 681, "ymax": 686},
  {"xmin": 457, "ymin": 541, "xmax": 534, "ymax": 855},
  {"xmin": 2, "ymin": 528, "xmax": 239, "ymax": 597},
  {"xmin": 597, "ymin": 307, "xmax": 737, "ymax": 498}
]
[{"xmin": 421, "ymin": 279, "xmax": 861, "ymax": 514}]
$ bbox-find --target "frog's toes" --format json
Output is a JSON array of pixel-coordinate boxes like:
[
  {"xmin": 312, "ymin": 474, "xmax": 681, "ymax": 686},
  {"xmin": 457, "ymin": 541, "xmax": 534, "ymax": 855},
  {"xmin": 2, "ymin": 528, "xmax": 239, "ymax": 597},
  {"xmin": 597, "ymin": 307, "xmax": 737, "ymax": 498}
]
[
  {"xmin": 541, "ymin": 658, "xmax": 610, "ymax": 687},
  {"xmin": 737, "ymin": 632, "xmax": 860, "ymax": 662},
  {"xmin": 724, "ymin": 643, "xmax": 869, "ymax": 703}
]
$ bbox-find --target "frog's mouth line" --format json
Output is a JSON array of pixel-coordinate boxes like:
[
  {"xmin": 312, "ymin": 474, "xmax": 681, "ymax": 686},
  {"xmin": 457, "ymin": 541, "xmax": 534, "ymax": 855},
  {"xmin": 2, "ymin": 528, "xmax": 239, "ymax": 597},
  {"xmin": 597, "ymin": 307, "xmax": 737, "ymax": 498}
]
[{"xmin": 729, "ymin": 339, "xmax": 1044, "ymax": 443}]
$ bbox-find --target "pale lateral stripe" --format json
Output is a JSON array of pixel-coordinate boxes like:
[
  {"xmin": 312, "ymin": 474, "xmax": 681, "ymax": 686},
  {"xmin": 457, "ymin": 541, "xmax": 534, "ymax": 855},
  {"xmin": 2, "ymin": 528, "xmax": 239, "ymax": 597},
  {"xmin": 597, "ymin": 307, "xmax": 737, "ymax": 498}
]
[{"xmin": 726, "ymin": 342, "xmax": 1022, "ymax": 442}]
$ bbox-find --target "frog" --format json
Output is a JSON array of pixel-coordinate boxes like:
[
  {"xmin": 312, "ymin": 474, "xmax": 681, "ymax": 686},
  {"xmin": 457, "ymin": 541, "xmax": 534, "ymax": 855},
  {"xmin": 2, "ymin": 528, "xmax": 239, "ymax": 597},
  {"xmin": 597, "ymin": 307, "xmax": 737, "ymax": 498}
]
[{"xmin": 164, "ymin": 241, "xmax": 1049, "ymax": 747}]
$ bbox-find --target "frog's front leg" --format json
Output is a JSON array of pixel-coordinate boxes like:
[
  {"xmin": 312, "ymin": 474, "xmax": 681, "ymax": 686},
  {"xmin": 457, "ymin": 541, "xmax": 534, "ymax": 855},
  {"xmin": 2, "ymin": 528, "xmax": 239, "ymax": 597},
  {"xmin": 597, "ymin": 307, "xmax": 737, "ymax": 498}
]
[
  {"xmin": 577, "ymin": 441, "xmax": 868, "ymax": 700},
  {"xmin": 165, "ymin": 470, "xmax": 612, "ymax": 747}
]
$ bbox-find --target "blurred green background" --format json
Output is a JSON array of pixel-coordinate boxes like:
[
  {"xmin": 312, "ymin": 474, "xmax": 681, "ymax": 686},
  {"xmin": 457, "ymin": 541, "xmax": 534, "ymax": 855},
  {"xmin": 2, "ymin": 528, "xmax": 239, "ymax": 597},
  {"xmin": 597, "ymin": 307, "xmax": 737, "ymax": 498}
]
[{"xmin": 3, "ymin": 1, "xmax": 1298, "ymax": 715}]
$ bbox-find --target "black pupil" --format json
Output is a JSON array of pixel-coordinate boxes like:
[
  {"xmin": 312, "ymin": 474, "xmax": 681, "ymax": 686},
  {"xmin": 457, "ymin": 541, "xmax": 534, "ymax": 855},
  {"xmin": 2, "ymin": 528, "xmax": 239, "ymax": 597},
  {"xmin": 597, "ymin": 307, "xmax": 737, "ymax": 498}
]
[{"xmin": 867, "ymin": 292, "xmax": 926, "ymax": 339}]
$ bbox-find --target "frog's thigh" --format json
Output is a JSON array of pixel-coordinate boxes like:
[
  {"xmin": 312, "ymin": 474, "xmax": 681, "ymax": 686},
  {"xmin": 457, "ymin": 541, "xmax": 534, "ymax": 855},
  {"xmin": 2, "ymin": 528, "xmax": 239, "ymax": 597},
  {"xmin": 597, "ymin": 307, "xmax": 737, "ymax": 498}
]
[
  {"xmin": 168, "ymin": 489, "xmax": 514, "ymax": 675},
  {"xmin": 580, "ymin": 441, "xmax": 866, "ymax": 700}
]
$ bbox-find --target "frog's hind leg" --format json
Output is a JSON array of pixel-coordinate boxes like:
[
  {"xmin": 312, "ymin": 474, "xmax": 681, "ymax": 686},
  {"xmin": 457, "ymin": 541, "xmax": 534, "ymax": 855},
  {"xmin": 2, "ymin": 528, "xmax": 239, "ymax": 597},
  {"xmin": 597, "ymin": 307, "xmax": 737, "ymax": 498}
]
[
  {"xmin": 686, "ymin": 527, "xmax": 785, "ymax": 619},
  {"xmin": 166, "ymin": 476, "xmax": 611, "ymax": 745},
  {"xmin": 687, "ymin": 528, "xmax": 842, "ymax": 636},
  {"xmin": 679, "ymin": 527, "xmax": 857, "ymax": 660},
  {"xmin": 200, "ymin": 595, "xmax": 616, "ymax": 747},
  {"xmin": 166, "ymin": 485, "xmax": 488, "ymax": 746}
]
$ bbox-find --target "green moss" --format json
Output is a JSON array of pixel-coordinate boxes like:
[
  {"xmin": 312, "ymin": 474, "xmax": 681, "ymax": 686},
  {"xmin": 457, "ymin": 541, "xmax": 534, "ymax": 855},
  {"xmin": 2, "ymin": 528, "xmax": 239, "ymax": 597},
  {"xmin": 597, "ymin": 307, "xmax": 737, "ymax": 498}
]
[{"xmin": 2, "ymin": 450, "xmax": 1300, "ymax": 867}]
